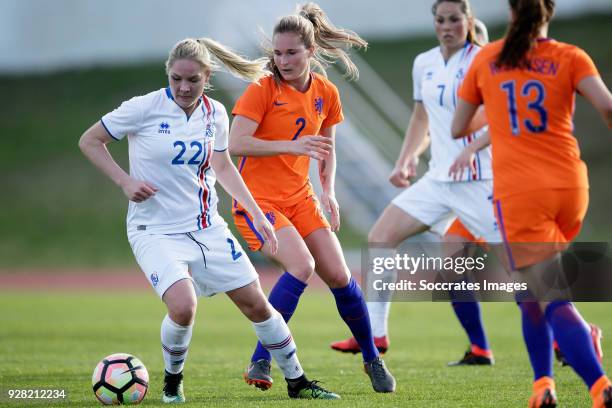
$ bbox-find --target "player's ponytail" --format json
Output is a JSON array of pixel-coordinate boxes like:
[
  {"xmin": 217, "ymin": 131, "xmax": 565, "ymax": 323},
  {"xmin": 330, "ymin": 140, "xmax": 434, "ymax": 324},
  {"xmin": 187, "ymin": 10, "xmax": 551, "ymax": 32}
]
[
  {"xmin": 298, "ymin": 2, "xmax": 368, "ymax": 80},
  {"xmin": 267, "ymin": 2, "xmax": 367, "ymax": 83},
  {"xmin": 197, "ymin": 38, "xmax": 269, "ymax": 83},
  {"xmin": 166, "ymin": 38, "xmax": 269, "ymax": 87},
  {"xmin": 496, "ymin": 0, "xmax": 555, "ymax": 69}
]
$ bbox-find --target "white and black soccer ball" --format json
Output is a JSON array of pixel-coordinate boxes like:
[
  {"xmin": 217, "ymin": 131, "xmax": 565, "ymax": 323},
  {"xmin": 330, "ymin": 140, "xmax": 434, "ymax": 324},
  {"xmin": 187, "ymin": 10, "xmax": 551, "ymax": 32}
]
[{"xmin": 92, "ymin": 353, "xmax": 149, "ymax": 405}]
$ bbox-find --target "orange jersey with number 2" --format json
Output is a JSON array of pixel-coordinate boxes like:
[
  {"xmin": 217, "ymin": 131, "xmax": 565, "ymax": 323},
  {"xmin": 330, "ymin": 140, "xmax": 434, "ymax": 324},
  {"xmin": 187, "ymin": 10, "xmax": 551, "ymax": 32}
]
[{"xmin": 232, "ymin": 73, "xmax": 343, "ymax": 206}]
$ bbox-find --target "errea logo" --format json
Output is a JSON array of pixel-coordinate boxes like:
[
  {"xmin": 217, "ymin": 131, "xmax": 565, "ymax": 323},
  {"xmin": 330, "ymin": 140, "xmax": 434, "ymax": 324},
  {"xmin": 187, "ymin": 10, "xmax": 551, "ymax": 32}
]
[{"xmin": 158, "ymin": 122, "xmax": 171, "ymax": 134}]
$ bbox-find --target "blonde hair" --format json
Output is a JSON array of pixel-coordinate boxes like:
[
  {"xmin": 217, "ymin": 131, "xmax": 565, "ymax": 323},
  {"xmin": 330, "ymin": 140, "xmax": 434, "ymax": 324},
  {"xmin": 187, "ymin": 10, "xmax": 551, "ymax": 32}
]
[
  {"xmin": 166, "ymin": 37, "xmax": 269, "ymax": 87},
  {"xmin": 267, "ymin": 2, "xmax": 368, "ymax": 83},
  {"xmin": 474, "ymin": 18, "xmax": 489, "ymax": 44}
]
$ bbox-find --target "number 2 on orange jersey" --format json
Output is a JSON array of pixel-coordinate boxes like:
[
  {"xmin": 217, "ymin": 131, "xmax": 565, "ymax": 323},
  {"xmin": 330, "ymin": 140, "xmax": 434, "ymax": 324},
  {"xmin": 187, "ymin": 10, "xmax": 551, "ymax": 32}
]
[{"xmin": 292, "ymin": 117, "xmax": 306, "ymax": 140}]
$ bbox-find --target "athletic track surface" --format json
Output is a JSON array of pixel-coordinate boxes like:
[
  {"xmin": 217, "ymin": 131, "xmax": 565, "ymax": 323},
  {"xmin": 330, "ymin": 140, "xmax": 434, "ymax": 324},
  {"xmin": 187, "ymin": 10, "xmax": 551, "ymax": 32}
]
[{"xmin": 0, "ymin": 267, "xmax": 360, "ymax": 291}]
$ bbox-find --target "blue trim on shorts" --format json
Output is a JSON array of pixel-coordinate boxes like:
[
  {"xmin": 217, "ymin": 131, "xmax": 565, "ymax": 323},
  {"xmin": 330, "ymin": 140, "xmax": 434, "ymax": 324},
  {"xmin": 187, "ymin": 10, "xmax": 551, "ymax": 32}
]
[
  {"xmin": 494, "ymin": 199, "xmax": 517, "ymax": 271},
  {"xmin": 235, "ymin": 210, "xmax": 265, "ymax": 247}
]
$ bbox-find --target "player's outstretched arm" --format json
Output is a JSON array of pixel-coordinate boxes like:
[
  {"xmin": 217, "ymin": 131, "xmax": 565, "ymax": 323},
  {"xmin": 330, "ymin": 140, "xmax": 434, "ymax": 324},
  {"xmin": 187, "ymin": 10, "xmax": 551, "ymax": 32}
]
[
  {"xmin": 577, "ymin": 76, "xmax": 612, "ymax": 129},
  {"xmin": 78, "ymin": 122, "xmax": 157, "ymax": 202},
  {"xmin": 211, "ymin": 150, "xmax": 278, "ymax": 253},
  {"xmin": 318, "ymin": 126, "xmax": 340, "ymax": 232},
  {"xmin": 228, "ymin": 115, "xmax": 332, "ymax": 159}
]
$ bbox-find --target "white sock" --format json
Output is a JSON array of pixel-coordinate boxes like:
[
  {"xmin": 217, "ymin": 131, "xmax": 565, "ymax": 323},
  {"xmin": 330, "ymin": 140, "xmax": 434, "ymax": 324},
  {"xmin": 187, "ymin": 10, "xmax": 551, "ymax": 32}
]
[
  {"xmin": 367, "ymin": 301, "xmax": 391, "ymax": 337},
  {"xmin": 365, "ymin": 246, "xmax": 396, "ymax": 338},
  {"xmin": 253, "ymin": 311, "xmax": 304, "ymax": 380},
  {"xmin": 161, "ymin": 314, "xmax": 193, "ymax": 374}
]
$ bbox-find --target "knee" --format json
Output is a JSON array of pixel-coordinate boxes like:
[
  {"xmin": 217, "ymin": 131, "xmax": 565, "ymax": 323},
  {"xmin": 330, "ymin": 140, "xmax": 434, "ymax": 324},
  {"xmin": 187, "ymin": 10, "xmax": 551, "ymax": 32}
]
[
  {"xmin": 287, "ymin": 257, "xmax": 315, "ymax": 282},
  {"xmin": 168, "ymin": 300, "xmax": 197, "ymax": 326},
  {"xmin": 367, "ymin": 227, "xmax": 381, "ymax": 244},
  {"xmin": 368, "ymin": 227, "xmax": 397, "ymax": 246},
  {"xmin": 324, "ymin": 271, "xmax": 351, "ymax": 289}
]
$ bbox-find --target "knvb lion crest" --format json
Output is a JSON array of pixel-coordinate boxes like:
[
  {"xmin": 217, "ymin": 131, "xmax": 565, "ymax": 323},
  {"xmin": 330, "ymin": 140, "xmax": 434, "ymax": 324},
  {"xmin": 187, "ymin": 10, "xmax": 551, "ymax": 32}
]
[
  {"xmin": 265, "ymin": 211, "xmax": 276, "ymax": 225},
  {"xmin": 314, "ymin": 97, "xmax": 324, "ymax": 115}
]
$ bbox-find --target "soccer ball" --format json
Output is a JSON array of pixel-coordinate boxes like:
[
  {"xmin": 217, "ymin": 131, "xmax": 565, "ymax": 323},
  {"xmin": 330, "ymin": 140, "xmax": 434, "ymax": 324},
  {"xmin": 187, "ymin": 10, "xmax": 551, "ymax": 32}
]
[{"xmin": 92, "ymin": 353, "xmax": 149, "ymax": 405}]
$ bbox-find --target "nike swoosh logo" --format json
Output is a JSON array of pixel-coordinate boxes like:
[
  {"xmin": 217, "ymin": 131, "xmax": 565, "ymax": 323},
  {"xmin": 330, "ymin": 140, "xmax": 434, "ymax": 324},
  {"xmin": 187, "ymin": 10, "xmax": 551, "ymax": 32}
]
[{"xmin": 273, "ymin": 101, "xmax": 288, "ymax": 106}]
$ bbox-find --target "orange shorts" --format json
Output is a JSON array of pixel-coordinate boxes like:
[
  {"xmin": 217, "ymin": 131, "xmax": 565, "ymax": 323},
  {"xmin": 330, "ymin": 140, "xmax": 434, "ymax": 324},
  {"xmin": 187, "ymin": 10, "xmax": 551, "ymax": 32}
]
[
  {"xmin": 493, "ymin": 188, "xmax": 589, "ymax": 269},
  {"xmin": 233, "ymin": 195, "xmax": 330, "ymax": 251},
  {"xmin": 445, "ymin": 219, "xmax": 478, "ymax": 242}
]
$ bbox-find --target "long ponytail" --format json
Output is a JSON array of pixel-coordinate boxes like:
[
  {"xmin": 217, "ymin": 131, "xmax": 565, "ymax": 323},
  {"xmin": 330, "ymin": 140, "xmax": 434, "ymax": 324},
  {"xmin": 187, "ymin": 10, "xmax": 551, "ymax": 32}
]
[
  {"xmin": 496, "ymin": 0, "xmax": 555, "ymax": 69},
  {"xmin": 197, "ymin": 38, "xmax": 269, "ymax": 82},
  {"xmin": 166, "ymin": 38, "xmax": 269, "ymax": 88},
  {"xmin": 267, "ymin": 2, "xmax": 367, "ymax": 83}
]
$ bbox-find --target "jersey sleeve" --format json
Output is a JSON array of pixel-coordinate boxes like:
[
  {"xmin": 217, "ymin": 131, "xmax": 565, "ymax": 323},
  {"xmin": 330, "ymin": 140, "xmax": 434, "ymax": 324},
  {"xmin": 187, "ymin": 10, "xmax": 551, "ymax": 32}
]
[
  {"xmin": 100, "ymin": 96, "xmax": 143, "ymax": 141},
  {"xmin": 232, "ymin": 79, "xmax": 271, "ymax": 123},
  {"xmin": 571, "ymin": 47, "xmax": 600, "ymax": 88},
  {"xmin": 213, "ymin": 102, "xmax": 230, "ymax": 152},
  {"xmin": 412, "ymin": 54, "xmax": 425, "ymax": 102},
  {"xmin": 458, "ymin": 53, "xmax": 483, "ymax": 105},
  {"xmin": 321, "ymin": 82, "xmax": 344, "ymax": 129}
]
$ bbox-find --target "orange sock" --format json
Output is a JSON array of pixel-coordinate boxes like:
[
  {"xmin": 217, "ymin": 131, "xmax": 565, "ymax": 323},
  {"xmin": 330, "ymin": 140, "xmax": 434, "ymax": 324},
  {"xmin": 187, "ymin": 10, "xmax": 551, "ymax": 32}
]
[
  {"xmin": 590, "ymin": 375, "xmax": 611, "ymax": 407},
  {"xmin": 471, "ymin": 344, "xmax": 493, "ymax": 358}
]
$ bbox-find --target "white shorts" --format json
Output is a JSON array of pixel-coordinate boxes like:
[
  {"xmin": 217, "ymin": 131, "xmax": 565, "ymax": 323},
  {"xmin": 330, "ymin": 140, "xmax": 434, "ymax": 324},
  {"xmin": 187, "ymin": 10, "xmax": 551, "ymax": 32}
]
[
  {"xmin": 128, "ymin": 221, "xmax": 258, "ymax": 298},
  {"xmin": 391, "ymin": 174, "xmax": 501, "ymax": 243}
]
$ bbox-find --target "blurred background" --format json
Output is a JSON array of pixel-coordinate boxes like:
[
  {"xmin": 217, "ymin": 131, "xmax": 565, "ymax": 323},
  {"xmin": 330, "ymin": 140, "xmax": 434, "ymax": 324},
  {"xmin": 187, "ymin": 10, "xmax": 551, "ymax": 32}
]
[{"xmin": 1, "ymin": 0, "xmax": 610, "ymax": 270}]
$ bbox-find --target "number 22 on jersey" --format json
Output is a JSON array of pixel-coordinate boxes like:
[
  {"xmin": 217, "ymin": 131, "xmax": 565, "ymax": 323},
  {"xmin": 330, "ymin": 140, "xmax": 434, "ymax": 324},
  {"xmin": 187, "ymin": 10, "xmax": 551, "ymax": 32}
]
[{"xmin": 172, "ymin": 140, "xmax": 206, "ymax": 165}]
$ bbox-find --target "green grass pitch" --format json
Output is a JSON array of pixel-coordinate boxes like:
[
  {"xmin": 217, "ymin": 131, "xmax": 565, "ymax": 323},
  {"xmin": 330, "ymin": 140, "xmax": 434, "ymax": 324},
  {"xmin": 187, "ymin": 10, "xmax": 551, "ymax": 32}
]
[{"xmin": 0, "ymin": 290, "xmax": 609, "ymax": 407}]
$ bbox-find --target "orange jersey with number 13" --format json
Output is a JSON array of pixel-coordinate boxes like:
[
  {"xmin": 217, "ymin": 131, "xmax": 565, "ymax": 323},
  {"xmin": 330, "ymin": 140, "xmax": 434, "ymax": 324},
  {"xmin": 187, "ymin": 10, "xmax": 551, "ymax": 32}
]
[{"xmin": 458, "ymin": 38, "xmax": 599, "ymax": 200}]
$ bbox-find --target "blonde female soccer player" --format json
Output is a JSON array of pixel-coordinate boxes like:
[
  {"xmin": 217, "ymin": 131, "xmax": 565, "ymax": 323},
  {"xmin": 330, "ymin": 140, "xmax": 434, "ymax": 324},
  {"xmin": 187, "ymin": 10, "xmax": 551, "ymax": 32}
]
[
  {"xmin": 79, "ymin": 37, "xmax": 340, "ymax": 402},
  {"xmin": 332, "ymin": 0, "xmax": 498, "ymax": 366},
  {"xmin": 229, "ymin": 2, "xmax": 395, "ymax": 393}
]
